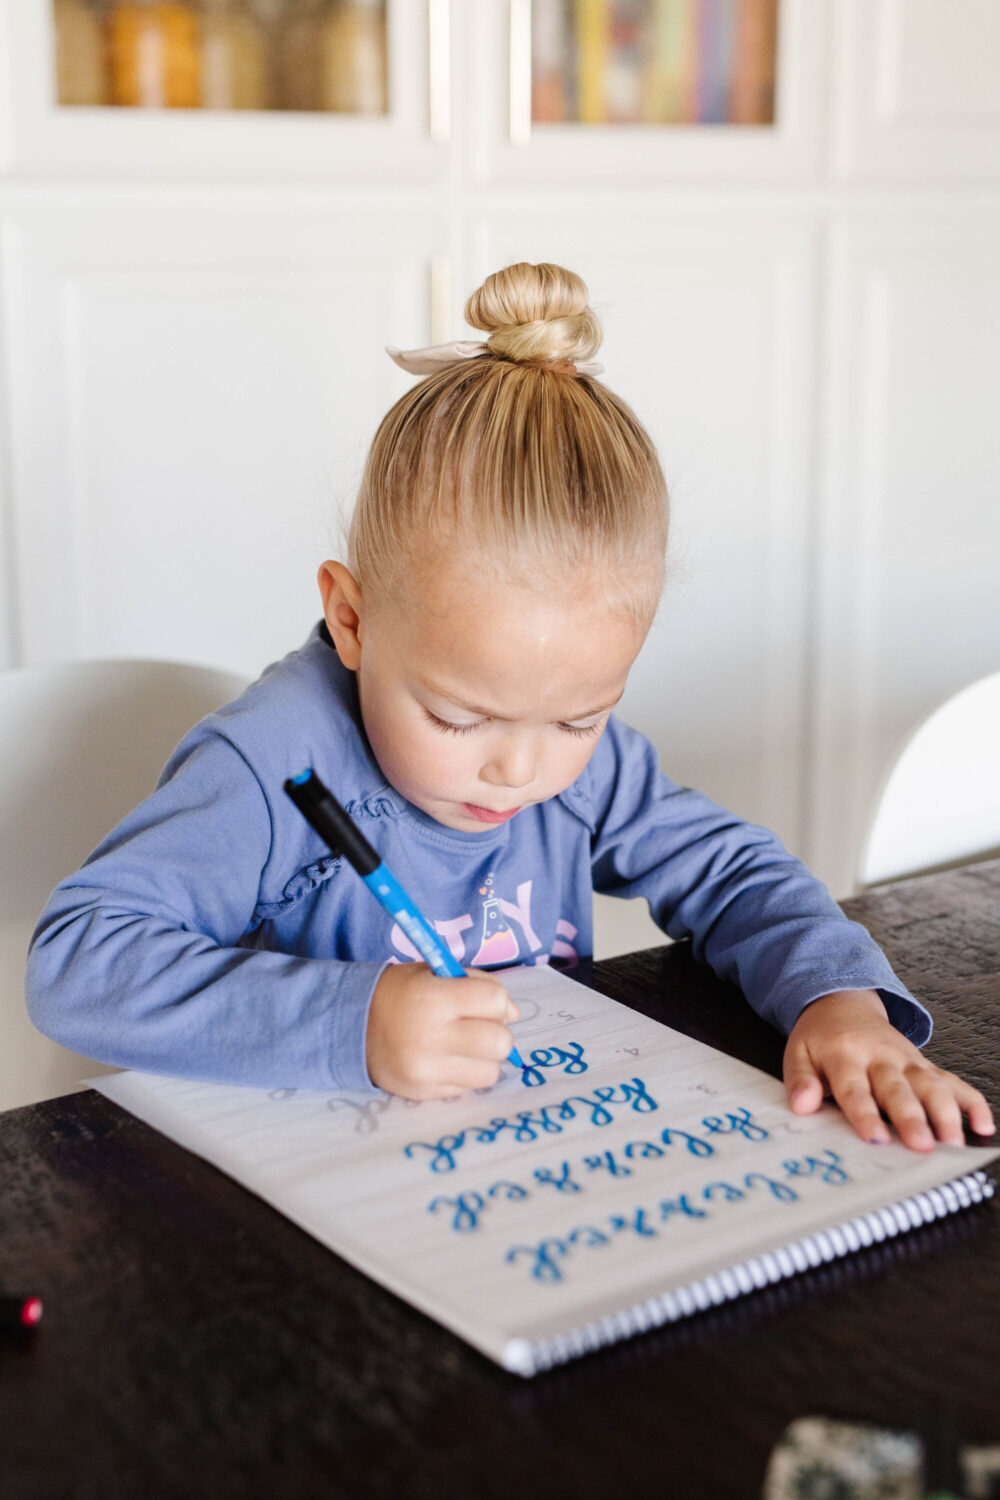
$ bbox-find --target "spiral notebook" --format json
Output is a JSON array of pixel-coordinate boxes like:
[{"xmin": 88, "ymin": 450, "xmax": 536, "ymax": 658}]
[{"xmin": 92, "ymin": 966, "xmax": 998, "ymax": 1377}]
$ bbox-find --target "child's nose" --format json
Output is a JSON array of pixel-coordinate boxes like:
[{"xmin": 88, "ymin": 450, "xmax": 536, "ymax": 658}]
[{"xmin": 481, "ymin": 736, "xmax": 536, "ymax": 790}]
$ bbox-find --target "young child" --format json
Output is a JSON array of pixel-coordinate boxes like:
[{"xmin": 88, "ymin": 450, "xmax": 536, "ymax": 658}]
[{"xmin": 27, "ymin": 261, "xmax": 993, "ymax": 1155}]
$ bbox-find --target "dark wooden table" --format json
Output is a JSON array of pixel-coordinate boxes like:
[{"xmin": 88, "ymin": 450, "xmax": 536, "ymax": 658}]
[{"xmin": 3, "ymin": 860, "xmax": 1000, "ymax": 1500}]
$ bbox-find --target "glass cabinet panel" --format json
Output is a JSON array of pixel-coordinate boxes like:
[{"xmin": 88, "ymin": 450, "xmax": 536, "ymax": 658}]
[
  {"xmin": 51, "ymin": 0, "xmax": 389, "ymax": 113},
  {"xmin": 531, "ymin": 0, "xmax": 778, "ymax": 127}
]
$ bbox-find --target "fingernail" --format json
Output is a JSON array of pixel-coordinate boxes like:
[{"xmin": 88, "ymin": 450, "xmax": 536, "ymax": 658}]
[{"xmin": 869, "ymin": 1134, "xmax": 888, "ymax": 1145}]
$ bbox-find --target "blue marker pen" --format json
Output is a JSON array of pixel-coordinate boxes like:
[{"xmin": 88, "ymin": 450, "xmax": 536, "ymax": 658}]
[{"xmin": 284, "ymin": 769, "xmax": 526, "ymax": 1071}]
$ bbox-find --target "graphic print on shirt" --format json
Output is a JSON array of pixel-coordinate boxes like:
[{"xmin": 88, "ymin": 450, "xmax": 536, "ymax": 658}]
[
  {"xmin": 471, "ymin": 873, "xmax": 520, "ymax": 967},
  {"xmin": 387, "ymin": 873, "xmax": 579, "ymax": 970}
]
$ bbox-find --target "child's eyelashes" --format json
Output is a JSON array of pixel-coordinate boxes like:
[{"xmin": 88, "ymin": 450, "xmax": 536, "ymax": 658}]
[
  {"xmin": 558, "ymin": 720, "xmax": 604, "ymax": 739},
  {"xmin": 424, "ymin": 710, "xmax": 481, "ymax": 737},
  {"xmin": 421, "ymin": 709, "xmax": 604, "ymax": 739}
]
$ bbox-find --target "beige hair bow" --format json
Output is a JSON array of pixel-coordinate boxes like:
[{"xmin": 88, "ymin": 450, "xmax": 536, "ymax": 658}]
[{"xmin": 386, "ymin": 341, "xmax": 604, "ymax": 377}]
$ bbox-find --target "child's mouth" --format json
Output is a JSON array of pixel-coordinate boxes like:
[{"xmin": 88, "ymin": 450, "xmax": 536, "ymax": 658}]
[{"xmin": 462, "ymin": 803, "xmax": 521, "ymax": 824}]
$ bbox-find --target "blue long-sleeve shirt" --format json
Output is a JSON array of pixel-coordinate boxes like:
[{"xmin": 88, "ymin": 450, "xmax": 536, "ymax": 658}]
[{"xmin": 26, "ymin": 622, "xmax": 931, "ymax": 1091}]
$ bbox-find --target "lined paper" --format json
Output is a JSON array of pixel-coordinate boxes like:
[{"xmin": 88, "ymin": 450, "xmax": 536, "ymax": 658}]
[{"xmin": 93, "ymin": 966, "xmax": 999, "ymax": 1374}]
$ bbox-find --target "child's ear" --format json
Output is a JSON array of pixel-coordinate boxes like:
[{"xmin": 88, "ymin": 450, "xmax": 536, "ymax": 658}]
[{"xmin": 317, "ymin": 561, "xmax": 364, "ymax": 670}]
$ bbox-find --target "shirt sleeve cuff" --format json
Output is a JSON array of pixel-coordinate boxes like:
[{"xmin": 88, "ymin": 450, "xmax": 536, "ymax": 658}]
[
  {"xmin": 875, "ymin": 986, "xmax": 933, "ymax": 1046},
  {"xmin": 326, "ymin": 959, "xmax": 392, "ymax": 1093},
  {"xmin": 769, "ymin": 979, "xmax": 933, "ymax": 1047}
]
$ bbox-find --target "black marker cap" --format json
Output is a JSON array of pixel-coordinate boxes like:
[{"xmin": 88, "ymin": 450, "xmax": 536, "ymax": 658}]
[{"xmin": 284, "ymin": 769, "xmax": 380, "ymax": 877}]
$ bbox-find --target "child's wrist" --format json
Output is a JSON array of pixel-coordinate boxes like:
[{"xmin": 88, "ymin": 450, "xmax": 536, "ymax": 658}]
[{"xmin": 808, "ymin": 988, "xmax": 887, "ymax": 1020}]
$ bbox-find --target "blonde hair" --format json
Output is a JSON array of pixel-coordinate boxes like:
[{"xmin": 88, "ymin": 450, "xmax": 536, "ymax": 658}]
[{"xmin": 349, "ymin": 262, "xmax": 669, "ymax": 624}]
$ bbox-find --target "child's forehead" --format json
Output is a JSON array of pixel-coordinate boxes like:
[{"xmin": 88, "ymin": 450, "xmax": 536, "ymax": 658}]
[
  {"xmin": 373, "ymin": 566, "xmax": 646, "ymax": 713},
  {"xmin": 383, "ymin": 543, "xmax": 655, "ymax": 622}
]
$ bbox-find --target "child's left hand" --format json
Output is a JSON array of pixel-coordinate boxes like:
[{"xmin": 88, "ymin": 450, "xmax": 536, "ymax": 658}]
[{"xmin": 783, "ymin": 989, "xmax": 995, "ymax": 1151}]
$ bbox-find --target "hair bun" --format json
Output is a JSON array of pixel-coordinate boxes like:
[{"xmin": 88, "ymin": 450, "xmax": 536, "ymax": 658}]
[{"xmin": 464, "ymin": 261, "xmax": 603, "ymax": 368}]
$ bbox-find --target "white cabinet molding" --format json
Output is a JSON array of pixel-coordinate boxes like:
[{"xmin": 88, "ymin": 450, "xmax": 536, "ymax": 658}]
[
  {"xmin": 3, "ymin": 202, "xmax": 447, "ymax": 675},
  {"xmin": 809, "ymin": 209, "xmax": 1000, "ymax": 894},
  {"xmin": 832, "ymin": 0, "xmax": 1000, "ymax": 182},
  {"xmin": 467, "ymin": 0, "xmax": 828, "ymax": 187},
  {"xmin": 0, "ymin": 0, "xmax": 449, "ymax": 183}
]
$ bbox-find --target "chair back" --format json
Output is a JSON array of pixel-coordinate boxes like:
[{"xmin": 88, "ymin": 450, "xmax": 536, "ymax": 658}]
[
  {"xmin": 0, "ymin": 658, "xmax": 249, "ymax": 1110},
  {"xmin": 860, "ymin": 671, "xmax": 1000, "ymax": 887}
]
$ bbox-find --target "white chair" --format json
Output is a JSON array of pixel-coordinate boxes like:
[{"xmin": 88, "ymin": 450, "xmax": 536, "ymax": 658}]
[
  {"xmin": 0, "ymin": 658, "xmax": 250, "ymax": 1111},
  {"xmin": 859, "ymin": 671, "xmax": 1000, "ymax": 888}
]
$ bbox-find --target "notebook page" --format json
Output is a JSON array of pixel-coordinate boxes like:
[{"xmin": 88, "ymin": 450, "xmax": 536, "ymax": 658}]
[{"xmin": 92, "ymin": 965, "xmax": 999, "ymax": 1373}]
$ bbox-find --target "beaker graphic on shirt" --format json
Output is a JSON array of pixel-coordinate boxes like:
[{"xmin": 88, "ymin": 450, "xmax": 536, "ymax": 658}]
[{"xmin": 471, "ymin": 876, "xmax": 520, "ymax": 967}]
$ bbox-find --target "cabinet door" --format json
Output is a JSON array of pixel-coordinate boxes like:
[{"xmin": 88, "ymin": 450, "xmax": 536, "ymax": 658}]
[
  {"xmin": 832, "ymin": 0, "xmax": 1000, "ymax": 182},
  {"xmin": 2, "ymin": 202, "xmax": 446, "ymax": 675},
  {"xmin": 465, "ymin": 208, "xmax": 817, "ymax": 857},
  {"xmin": 0, "ymin": 0, "xmax": 450, "ymax": 181},
  {"xmin": 464, "ymin": 0, "xmax": 826, "ymax": 186},
  {"xmin": 810, "ymin": 211, "xmax": 1000, "ymax": 895}
]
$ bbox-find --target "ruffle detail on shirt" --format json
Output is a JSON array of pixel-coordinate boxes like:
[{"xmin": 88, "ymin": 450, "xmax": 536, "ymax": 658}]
[
  {"xmin": 343, "ymin": 791, "xmax": 405, "ymax": 821},
  {"xmin": 251, "ymin": 855, "xmax": 342, "ymax": 923},
  {"xmin": 249, "ymin": 793, "xmax": 403, "ymax": 924}
]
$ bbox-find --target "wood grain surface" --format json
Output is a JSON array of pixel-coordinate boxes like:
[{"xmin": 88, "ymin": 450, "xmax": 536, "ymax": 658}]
[{"xmin": 2, "ymin": 860, "xmax": 999, "ymax": 1500}]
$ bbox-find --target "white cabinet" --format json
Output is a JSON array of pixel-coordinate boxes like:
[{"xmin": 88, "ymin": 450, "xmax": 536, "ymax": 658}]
[
  {"xmin": 3, "ymin": 202, "xmax": 446, "ymax": 675},
  {"xmin": 809, "ymin": 208, "xmax": 1000, "ymax": 896},
  {"xmin": 0, "ymin": 0, "xmax": 449, "ymax": 181},
  {"xmin": 467, "ymin": 0, "xmax": 826, "ymax": 185},
  {"xmin": 832, "ymin": 0, "xmax": 1000, "ymax": 182},
  {"xmin": 0, "ymin": 0, "xmax": 821, "ymax": 185}
]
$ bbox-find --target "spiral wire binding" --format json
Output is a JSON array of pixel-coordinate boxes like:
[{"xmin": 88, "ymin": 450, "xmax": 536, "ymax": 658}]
[{"xmin": 504, "ymin": 1169, "xmax": 995, "ymax": 1377}]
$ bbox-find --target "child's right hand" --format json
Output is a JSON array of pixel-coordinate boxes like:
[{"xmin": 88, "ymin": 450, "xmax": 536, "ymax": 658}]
[{"xmin": 365, "ymin": 964, "xmax": 520, "ymax": 1100}]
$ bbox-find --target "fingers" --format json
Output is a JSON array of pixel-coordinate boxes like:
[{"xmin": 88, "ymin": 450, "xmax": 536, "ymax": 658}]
[
  {"xmin": 949, "ymin": 1076, "xmax": 996, "ymax": 1138},
  {"xmin": 446, "ymin": 1016, "xmax": 515, "ymax": 1065},
  {"xmin": 907, "ymin": 1071, "xmax": 965, "ymax": 1148},
  {"xmin": 864, "ymin": 1065, "xmax": 934, "ymax": 1150},
  {"xmin": 826, "ymin": 1055, "xmax": 941, "ymax": 1150},
  {"xmin": 869, "ymin": 1062, "xmax": 994, "ymax": 1150},
  {"xmin": 824, "ymin": 1065, "xmax": 892, "ymax": 1147},
  {"xmin": 432, "ymin": 979, "xmax": 519, "ymax": 1094},
  {"xmin": 366, "ymin": 963, "xmax": 519, "ymax": 1100},
  {"xmin": 784, "ymin": 998, "xmax": 996, "ymax": 1152},
  {"xmin": 411, "ymin": 1047, "xmax": 511, "ymax": 1099},
  {"xmin": 443, "ymin": 1055, "xmax": 506, "ymax": 1093},
  {"xmin": 782, "ymin": 1044, "xmax": 825, "ymax": 1116},
  {"xmin": 458, "ymin": 972, "xmax": 520, "ymax": 1024}
]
